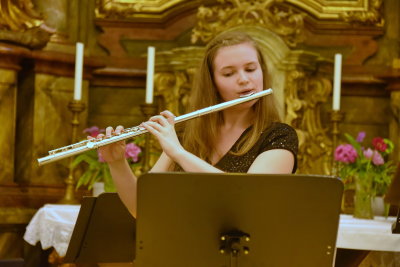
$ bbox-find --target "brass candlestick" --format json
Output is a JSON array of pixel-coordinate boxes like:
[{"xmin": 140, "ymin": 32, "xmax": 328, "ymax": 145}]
[
  {"xmin": 58, "ymin": 100, "xmax": 86, "ymax": 204},
  {"xmin": 140, "ymin": 103, "xmax": 158, "ymax": 173},
  {"xmin": 330, "ymin": 110, "xmax": 345, "ymax": 176}
]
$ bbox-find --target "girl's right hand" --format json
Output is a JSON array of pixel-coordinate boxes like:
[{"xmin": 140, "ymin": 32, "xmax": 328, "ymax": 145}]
[{"xmin": 90, "ymin": 125, "xmax": 126, "ymax": 163}]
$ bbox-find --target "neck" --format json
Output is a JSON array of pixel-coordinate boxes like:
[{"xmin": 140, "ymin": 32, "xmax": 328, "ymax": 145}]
[{"xmin": 220, "ymin": 107, "xmax": 255, "ymax": 130}]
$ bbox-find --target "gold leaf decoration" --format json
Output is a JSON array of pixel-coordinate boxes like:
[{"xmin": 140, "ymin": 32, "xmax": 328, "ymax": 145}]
[
  {"xmin": 191, "ymin": 0, "xmax": 306, "ymax": 47},
  {"xmin": 342, "ymin": 0, "xmax": 384, "ymax": 26},
  {"xmin": 95, "ymin": 0, "xmax": 188, "ymax": 20},
  {"xmin": 0, "ymin": 0, "xmax": 42, "ymax": 31},
  {"xmin": 284, "ymin": 68, "xmax": 333, "ymax": 175}
]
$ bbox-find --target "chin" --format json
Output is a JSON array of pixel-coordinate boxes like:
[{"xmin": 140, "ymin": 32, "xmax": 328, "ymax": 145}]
[{"xmin": 231, "ymin": 100, "xmax": 257, "ymax": 111}]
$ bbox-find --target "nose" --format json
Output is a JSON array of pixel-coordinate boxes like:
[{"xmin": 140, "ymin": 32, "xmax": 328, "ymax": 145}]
[{"xmin": 237, "ymin": 70, "xmax": 249, "ymax": 85}]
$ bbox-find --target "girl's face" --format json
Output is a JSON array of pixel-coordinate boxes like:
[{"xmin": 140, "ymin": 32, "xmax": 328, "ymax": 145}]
[{"xmin": 213, "ymin": 42, "xmax": 264, "ymax": 103}]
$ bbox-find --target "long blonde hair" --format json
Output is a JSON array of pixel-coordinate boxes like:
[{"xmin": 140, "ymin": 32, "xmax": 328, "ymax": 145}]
[{"xmin": 179, "ymin": 31, "xmax": 281, "ymax": 165}]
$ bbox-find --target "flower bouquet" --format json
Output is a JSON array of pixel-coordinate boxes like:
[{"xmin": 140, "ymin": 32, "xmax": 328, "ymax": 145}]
[
  {"xmin": 335, "ymin": 132, "xmax": 396, "ymax": 218},
  {"xmin": 73, "ymin": 126, "xmax": 143, "ymax": 193}
]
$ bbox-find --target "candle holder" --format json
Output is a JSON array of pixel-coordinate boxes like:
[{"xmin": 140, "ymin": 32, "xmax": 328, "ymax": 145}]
[
  {"xmin": 330, "ymin": 110, "xmax": 345, "ymax": 176},
  {"xmin": 140, "ymin": 103, "xmax": 158, "ymax": 173},
  {"xmin": 58, "ymin": 100, "xmax": 86, "ymax": 204}
]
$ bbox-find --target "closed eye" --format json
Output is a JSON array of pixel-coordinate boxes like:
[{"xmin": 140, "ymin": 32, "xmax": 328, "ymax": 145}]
[
  {"xmin": 222, "ymin": 72, "xmax": 234, "ymax": 77},
  {"xmin": 246, "ymin": 68, "xmax": 256, "ymax": 72}
]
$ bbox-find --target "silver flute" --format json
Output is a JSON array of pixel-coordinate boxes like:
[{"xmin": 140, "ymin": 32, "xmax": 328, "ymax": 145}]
[{"xmin": 37, "ymin": 88, "xmax": 273, "ymax": 165}]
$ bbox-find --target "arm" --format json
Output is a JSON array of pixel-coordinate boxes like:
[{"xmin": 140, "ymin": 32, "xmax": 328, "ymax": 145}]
[
  {"xmin": 167, "ymin": 149, "xmax": 224, "ymax": 173},
  {"xmin": 248, "ymin": 122, "xmax": 298, "ymax": 174},
  {"xmin": 247, "ymin": 149, "xmax": 295, "ymax": 174},
  {"xmin": 98, "ymin": 126, "xmax": 171, "ymax": 218},
  {"xmin": 107, "ymin": 158, "xmax": 138, "ymax": 217},
  {"xmin": 107, "ymin": 153, "xmax": 171, "ymax": 218},
  {"xmin": 142, "ymin": 111, "xmax": 223, "ymax": 173}
]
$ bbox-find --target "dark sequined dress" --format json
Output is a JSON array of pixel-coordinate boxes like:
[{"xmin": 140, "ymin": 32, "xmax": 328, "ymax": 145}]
[{"xmin": 214, "ymin": 122, "xmax": 298, "ymax": 173}]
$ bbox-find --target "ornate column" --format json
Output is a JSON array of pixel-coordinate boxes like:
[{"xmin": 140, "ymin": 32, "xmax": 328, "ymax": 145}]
[{"xmin": 0, "ymin": 43, "xmax": 29, "ymax": 184}]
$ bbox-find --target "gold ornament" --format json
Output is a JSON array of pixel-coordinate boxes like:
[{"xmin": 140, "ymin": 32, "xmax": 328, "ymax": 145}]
[{"xmin": 191, "ymin": 0, "xmax": 306, "ymax": 47}]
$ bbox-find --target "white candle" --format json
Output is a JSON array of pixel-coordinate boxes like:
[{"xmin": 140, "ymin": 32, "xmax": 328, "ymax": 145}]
[
  {"xmin": 145, "ymin": 46, "xmax": 155, "ymax": 104},
  {"xmin": 74, "ymin": 42, "xmax": 84, "ymax": 101},
  {"xmin": 332, "ymin": 53, "xmax": 342, "ymax": 111}
]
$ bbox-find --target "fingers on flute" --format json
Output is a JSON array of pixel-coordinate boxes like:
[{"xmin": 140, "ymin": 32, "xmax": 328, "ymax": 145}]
[
  {"xmin": 115, "ymin": 125, "xmax": 124, "ymax": 134},
  {"xmin": 105, "ymin": 126, "xmax": 114, "ymax": 137},
  {"xmin": 160, "ymin": 110, "xmax": 176, "ymax": 124},
  {"xmin": 149, "ymin": 115, "xmax": 168, "ymax": 127},
  {"xmin": 145, "ymin": 121, "xmax": 164, "ymax": 131},
  {"xmin": 97, "ymin": 133, "xmax": 105, "ymax": 139},
  {"xmin": 160, "ymin": 110, "xmax": 175, "ymax": 117},
  {"xmin": 141, "ymin": 122, "xmax": 160, "ymax": 137}
]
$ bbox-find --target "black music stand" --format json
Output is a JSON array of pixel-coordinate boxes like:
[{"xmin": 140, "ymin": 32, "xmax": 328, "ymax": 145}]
[
  {"xmin": 135, "ymin": 173, "xmax": 343, "ymax": 267},
  {"xmin": 384, "ymin": 163, "xmax": 400, "ymax": 233},
  {"xmin": 63, "ymin": 193, "xmax": 136, "ymax": 263}
]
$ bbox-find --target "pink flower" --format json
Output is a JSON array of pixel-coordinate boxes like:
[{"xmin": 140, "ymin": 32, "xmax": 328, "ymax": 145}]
[
  {"xmin": 372, "ymin": 150, "xmax": 384, "ymax": 165},
  {"xmin": 372, "ymin": 137, "xmax": 387, "ymax": 152},
  {"xmin": 84, "ymin": 126, "xmax": 104, "ymax": 138},
  {"xmin": 125, "ymin": 143, "xmax": 141, "ymax": 162},
  {"xmin": 363, "ymin": 148, "xmax": 373, "ymax": 159},
  {"xmin": 356, "ymin": 132, "xmax": 366, "ymax": 142},
  {"xmin": 335, "ymin": 144, "xmax": 358, "ymax": 164}
]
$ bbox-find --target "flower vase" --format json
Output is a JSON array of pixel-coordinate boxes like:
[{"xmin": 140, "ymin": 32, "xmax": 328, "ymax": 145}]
[
  {"xmin": 353, "ymin": 173, "xmax": 374, "ymax": 219},
  {"xmin": 92, "ymin": 182, "xmax": 105, "ymax": 197}
]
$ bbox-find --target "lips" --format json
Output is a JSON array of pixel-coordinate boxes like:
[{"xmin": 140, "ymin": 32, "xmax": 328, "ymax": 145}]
[{"xmin": 238, "ymin": 90, "xmax": 255, "ymax": 98}]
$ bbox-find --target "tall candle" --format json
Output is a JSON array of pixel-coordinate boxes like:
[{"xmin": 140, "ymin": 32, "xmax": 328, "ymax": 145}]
[
  {"xmin": 332, "ymin": 53, "xmax": 342, "ymax": 111},
  {"xmin": 74, "ymin": 42, "xmax": 84, "ymax": 101},
  {"xmin": 145, "ymin": 46, "xmax": 155, "ymax": 104}
]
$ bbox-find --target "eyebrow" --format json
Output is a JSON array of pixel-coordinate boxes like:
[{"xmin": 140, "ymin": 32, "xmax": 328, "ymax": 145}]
[{"xmin": 219, "ymin": 61, "xmax": 258, "ymax": 71}]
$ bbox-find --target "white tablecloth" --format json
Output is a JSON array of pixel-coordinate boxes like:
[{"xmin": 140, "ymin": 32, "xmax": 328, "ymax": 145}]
[
  {"xmin": 336, "ymin": 214, "xmax": 400, "ymax": 251},
  {"xmin": 24, "ymin": 205, "xmax": 400, "ymax": 257},
  {"xmin": 23, "ymin": 204, "xmax": 80, "ymax": 256}
]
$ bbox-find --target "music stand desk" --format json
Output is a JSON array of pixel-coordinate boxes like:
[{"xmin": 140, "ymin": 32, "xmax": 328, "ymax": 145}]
[
  {"xmin": 63, "ymin": 193, "xmax": 136, "ymax": 264},
  {"xmin": 135, "ymin": 173, "xmax": 344, "ymax": 267}
]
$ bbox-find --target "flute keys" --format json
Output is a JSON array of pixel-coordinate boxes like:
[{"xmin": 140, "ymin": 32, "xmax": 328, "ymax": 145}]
[{"xmin": 87, "ymin": 142, "xmax": 95, "ymax": 149}]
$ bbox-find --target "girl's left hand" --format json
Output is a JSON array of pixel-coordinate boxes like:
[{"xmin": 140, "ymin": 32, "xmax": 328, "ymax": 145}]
[{"xmin": 141, "ymin": 110, "xmax": 184, "ymax": 160}]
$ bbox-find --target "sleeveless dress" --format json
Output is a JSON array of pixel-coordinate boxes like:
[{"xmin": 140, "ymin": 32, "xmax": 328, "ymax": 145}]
[{"xmin": 214, "ymin": 122, "xmax": 298, "ymax": 173}]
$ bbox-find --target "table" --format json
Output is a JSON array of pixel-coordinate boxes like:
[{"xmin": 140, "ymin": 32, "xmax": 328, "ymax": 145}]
[
  {"xmin": 23, "ymin": 204, "xmax": 80, "ymax": 257},
  {"xmin": 337, "ymin": 214, "xmax": 399, "ymax": 251},
  {"xmin": 23, "ymin": 205, "xmax": 400, "ymax": 258}
]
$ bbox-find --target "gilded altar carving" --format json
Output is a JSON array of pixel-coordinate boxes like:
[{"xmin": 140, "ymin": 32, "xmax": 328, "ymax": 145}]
[
  {"xmin": 95, "ymin": 0, "xmax": 191, "ymax": 20},
  {"xmin": 95, "ymin": 0, "xmax": 383, "ymax": 26},
  {"xmin": 341, "ymin": 0, "xmax": 383, "ymax": 26},
  {"xmin": 284, "ymin": 66, "xmax": 332, "ymax": 175},
  {"xmin": 0, "ymin": 0, "xmax": 42, "ymax": 31},
  {"xmin": 191, "ymin": 0, "xmax": 306, "ymax": 47},
  {"xmin": 0, "ymin": 0, "xmax": 54, "ymax": 48},
  {"xmin": 290, "ymin": 0, "xmax": 383, "ymax": 22},
  {"xmin": 154, "ymin": 46, "xmax": 205, "ymax": 115},
  {"xmin": 154, "ymin": 71, "xmax": 191, "ymax": 116}
]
